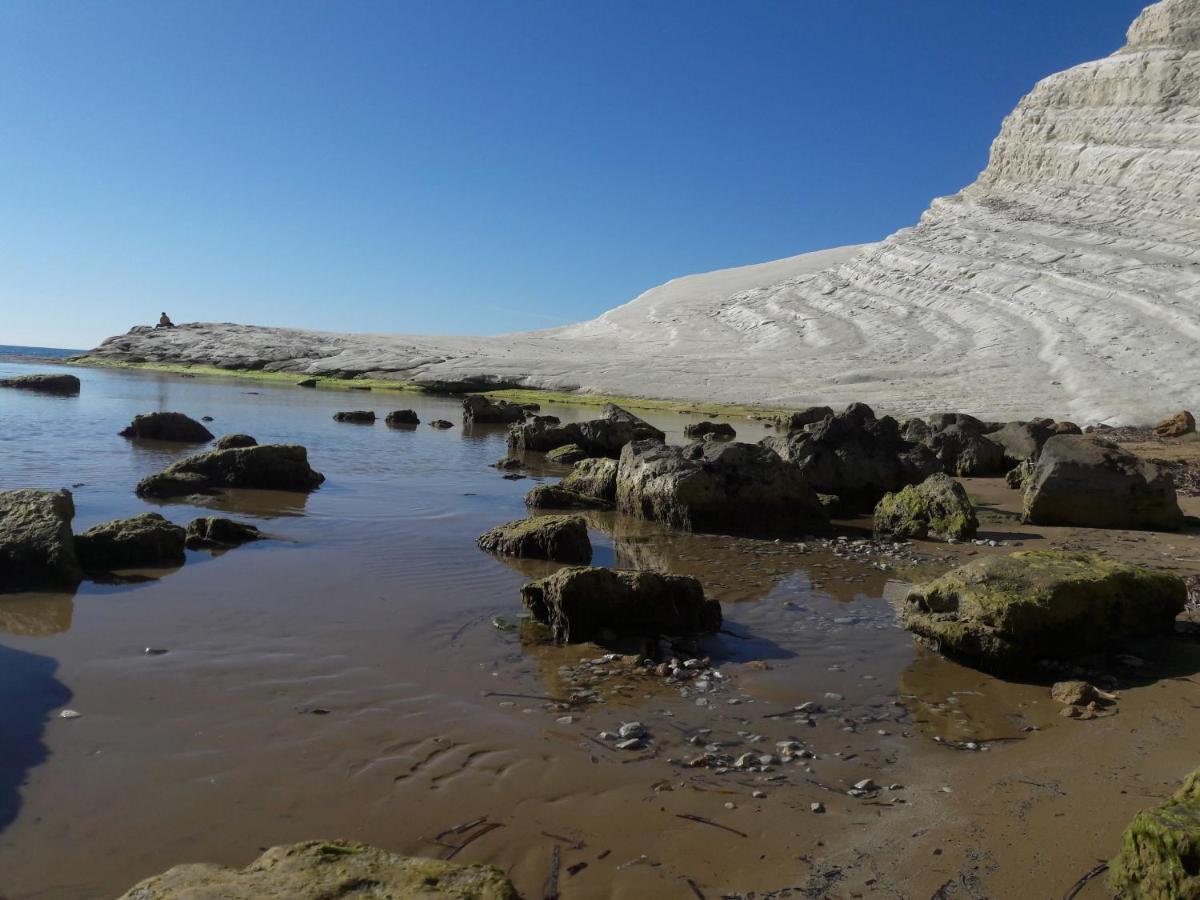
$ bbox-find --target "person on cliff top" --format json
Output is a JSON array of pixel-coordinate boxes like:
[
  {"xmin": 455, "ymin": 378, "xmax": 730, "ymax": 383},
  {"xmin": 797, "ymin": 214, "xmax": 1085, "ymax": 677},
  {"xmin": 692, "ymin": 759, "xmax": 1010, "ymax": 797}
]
[{"xmin": 157, "ymin": 311, "xmax": 175, "ymax": 328}]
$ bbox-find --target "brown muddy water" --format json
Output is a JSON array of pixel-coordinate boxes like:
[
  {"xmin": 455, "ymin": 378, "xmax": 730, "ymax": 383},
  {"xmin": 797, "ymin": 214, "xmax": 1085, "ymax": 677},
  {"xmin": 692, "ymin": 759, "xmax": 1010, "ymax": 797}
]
[{"xmin": 2, "ymin": 361, "xmax": 1200, "ymax": 899}]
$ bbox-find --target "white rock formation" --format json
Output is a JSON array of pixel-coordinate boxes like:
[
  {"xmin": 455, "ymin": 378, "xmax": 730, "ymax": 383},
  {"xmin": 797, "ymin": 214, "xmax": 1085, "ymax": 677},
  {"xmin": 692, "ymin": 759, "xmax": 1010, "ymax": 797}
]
[{"xmin": 84, "ymin": 0, "xmax": 1200, "ymax": 423}]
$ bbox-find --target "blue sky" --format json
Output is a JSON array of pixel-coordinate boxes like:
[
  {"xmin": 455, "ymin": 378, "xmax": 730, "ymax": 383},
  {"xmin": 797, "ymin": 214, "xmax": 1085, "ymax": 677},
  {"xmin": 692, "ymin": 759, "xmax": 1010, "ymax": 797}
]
[{"xmin": 1, "ymin": 0, "xmax": 1146, "ymax": 348}]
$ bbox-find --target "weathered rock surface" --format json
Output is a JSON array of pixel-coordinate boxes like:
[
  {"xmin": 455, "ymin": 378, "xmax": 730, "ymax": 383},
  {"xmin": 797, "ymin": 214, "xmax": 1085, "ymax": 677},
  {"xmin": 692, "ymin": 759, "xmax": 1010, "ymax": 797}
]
[
  {"xmin": 463, "ymin": 394, "xmax": 526, "ymax": 425},
  {"xmin": 332, "ymin": 410, "xmax": 375, "ymax": 423},
  {"xmin": 924, "ymin": 419, "xmax": 1006, "ymax": 477},
  {"xmin": 521, "ymin": 566, "xmax": 721, "ymax": 643},
  {"xmin": 185, "ymin": 517, "xmax": 264, "ymax": 550},
  {"xmin": 0, "ymin": 489, "xmax": 81, "ymax": 591},
  {"xmin": 777, "ymin": 407, "xmax": 833, "ymax": 431},
  {"xmin": 1155, "ymin": 409, "xmax": 1196, "ymax": 438},
  {"xmin": 120, "ymin": 411, "xmax": 214, "ymax": 443},
  {"xmin": 385, "ymin": 408, "xmax": 420, "ymax": 426},
  {"xmin": 213, "ymin": 433, "xmax": 257, "ymax": 450},
  {"xmin": 74, "ymin": 513, "xmax": 186, "ymax": 570},
  {"xmin": 115, "ymin": 840, "xmax": 517, "ymax": 900},
  {"xmin": 524, "ymin": 483, "xmax": 612, "ymax": 510},
  {"xmin": 546, "ymin": 443, "xmax": 588, "ymax": 464},
  {"xmin": 477, "ymin": 515, "xmax": 591, "ymax": 563},
  {"xmin": 903, "ymin": 551, "xmax": 1186, "ymax": 666},
  {"xmin": 988, "ymin": 420, "xmax": 1055, "ymax": 467},
  {"xmin": 874, "ymin": 474, "xmax": 978, "ymax": 541},
  {"xmin": 684, "ymin": 421, "xmax": 736, "ymax": 441},
  {"xmin": 762, "ymin": 403, "xmax": 938, "ymax": 507},
  {"xmin": 1109, "ymin": 767, "xmax": 1200, "ymax": 899},
  {"xmin": 617, "ymin": 439, "xmax": 828, "ymax": 537},
  {"xmin": 136, "ymin": 445, "xmax": 325, "ymax": 498},
  {"xmin": 0, "ymin": 373, "xmax": 80, "ymax": 395},
  {"xmin": 509, "ymin": 404, "xmax": 660, "ymax": 458},
  {"xmin": 1022, "ymin": 435, "xmax": 1183, "ymax": 531},
  {"xmin": 560, "ymin": 457, "xmax": 619, "ymax": 502}
]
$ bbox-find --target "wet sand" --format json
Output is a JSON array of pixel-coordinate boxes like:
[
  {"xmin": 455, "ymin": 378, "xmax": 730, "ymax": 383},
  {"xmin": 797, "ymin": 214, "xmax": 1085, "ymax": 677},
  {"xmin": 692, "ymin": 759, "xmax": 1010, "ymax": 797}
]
[{"xmin": 1, "ymin": 361, "xmax": 1199, "ymax": 899}]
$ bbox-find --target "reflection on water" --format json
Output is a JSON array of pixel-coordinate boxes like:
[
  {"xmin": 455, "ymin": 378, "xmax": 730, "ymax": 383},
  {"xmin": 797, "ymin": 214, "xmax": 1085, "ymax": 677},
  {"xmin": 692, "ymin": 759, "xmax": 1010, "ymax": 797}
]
[{"xmin": 0, "ymin": 593, "xmax": 75, "ymax": 636}]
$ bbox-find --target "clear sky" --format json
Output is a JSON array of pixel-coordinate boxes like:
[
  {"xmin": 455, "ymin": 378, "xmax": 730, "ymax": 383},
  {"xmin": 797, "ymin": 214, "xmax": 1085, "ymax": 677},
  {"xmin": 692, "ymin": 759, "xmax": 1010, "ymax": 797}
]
[{"xmin": 1, "ymin": 0, "xmax": 1148, "ymax": 349}]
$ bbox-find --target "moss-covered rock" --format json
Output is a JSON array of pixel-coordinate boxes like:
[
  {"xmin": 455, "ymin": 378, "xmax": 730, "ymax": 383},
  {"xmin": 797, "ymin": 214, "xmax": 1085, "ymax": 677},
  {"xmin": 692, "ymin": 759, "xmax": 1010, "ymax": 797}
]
[
  {"xmin": 1005, "ymin": 458, "xmax": 1033, "ymax": 490},
  {"xmin": 1110, "ymin": 769, "xmax": 1200, "ymax": 899},
  {"xmin": 874, "ymin": 474, "xmax": 978, "ymax": 541},
  {"xmin": 116, "ymin": 839, "xmax": 517, "ymax": 899},
  {"xmin": 75, "ymin": 513, "xmax": 186, "ymax": 570},
  {"xmin": 902, "ymin": 551, "xmax": 1186, "ymax": 666},
  {"xmin": 546, "ymin": 443, "xmax": 588, "ymax": 464},
  {"xmin": 524, "ymin": 483, "xmax": 612, "ymax": 510},
  {"xmin": 560, "ymin": 457, "xmax": 619, "ymax": 502},
  {"xmin": 136, "ymin": 445, "xmax": 325, "ymax": 499},
  {"xmin": 185, "ymin": 517, "xmax": 263, "ymax": 550},
  {"xmin": 477, "ymin": 514, "xmax": 591, "ymax": 563}
]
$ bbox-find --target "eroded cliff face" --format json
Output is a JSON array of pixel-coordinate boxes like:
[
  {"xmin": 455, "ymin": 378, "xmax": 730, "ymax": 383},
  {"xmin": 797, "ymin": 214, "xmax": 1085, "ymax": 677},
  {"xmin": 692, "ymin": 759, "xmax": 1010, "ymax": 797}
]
[{"xmin": 84, "ymin": 1, "xmax": 1200, "ymax": 422}]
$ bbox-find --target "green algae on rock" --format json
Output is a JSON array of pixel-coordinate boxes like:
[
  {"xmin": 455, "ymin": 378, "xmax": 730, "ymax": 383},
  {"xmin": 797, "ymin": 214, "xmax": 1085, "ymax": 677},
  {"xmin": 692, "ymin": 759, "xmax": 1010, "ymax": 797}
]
[
  {"xmin": 524, "ymin": 483, "xmax": 613, "ymax": 511},
  {"xmin": 1109, "ymin": 768, "xmax": 1200, "ymax": 899},
  {"xmin": 115, "ymin": 839, "xmax": 517, "ymax": 899},
  {"xmin": 136, "ymin": 444, "xmax": 326, "ymax": 499},
  {"xmin": 545, "ymin": 443, "xmax": 588, "ymax": 464},
  {"xmin": 874, "ymin": 473, "xmax": 978, "ymax": 541},
  {"xmin": 902, "ymin": 551, "xmax": 1186, "ymax": 665},
  {"xmin": 560, "ymin": 457, "xmax": 619, "ymax": 502},
  {"xmin": 477, "ymin": 514, "xmax": 592, "ymax": 564}
]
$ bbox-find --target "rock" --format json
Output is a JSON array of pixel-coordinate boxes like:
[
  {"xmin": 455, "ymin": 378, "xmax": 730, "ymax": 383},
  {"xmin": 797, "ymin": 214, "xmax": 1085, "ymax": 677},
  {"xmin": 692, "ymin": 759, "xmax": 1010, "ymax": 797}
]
[
  {"xmin": 119, "ymin": 411, "xmax": 213, "ymax": 442},
  {"xmin": 136, "ymin": 445, "xmax": 326, "ymax": 499},
  {"xmin": 546, "ymin": 443, "xmax": 588, "ymax": 464},
  {"xmin": 1005, "ymin": 458, "xmax": 1034, "ymax": 491},
  {"xmin": 903, "ymin": 551, "xmax": 1186, "ymax": 666},
  {"xmin": 926, "ymin": 425, "xmax": 1007, "ymax": 477},
  {"xmin": 560, "ymin": 458, "xmax": 619, "ymax": 502},
  {"xmin": 762, "ymin": 403, "xmax": 939, "ymax": 508},
  {"xmin": 1050, "ymin": 680, "xmax": 1115, "ymax": 706},
  {"xmin": 927, "ymin": 412, "xmax": 987, "ymax": 433},
  {"xmin": 429, "ymin": 419, "xmax": 454, "ymax": 429},
  {"xmin": 618, "ymin": 722, "xmax": 646, "ymax": 739},
  {"xmin": 684, "ymin": 421, "xmax": 736, "ymax": 441},
  {"xmin": 874, "ymin": 474, "xmax": 978, "ymax": 541},
  {"xmin": 296, "ymin": 378, "xmax": 318, "ymax": 388},
  {"xmin": 463, "ymin": 394, "xmax": 525, "ymax": 425},
  {"xmin": 988, "ymin": 420, "xmax": 1055, "ymax": 467},
  {"xmin": 75, "ymin": 513, "xmax": 186, "ymax": 569},
  {"xmin": 476, "ymin": 515, "xmax": 591, "ymax": 563},
  {"xmin": 1155, "ymin": 410, "xmax": 1196, "ymax": 438},
  {"xmin": 115, "ymin": 840, "xmax": 517, "ymax": 900},
  {"xmin": 1022, "ymin": 435, "xmax": 1183, "ymax": 531},
  {"xmin": 0, "ymin": 489, "xmax": 81, "ymax": 591},
  {"xmin": 1109, "ymin": 768, "xmax": 1200, "ymax": 900},
  {"xmin": 810, "ymin": 802, "xmax": 825, "ymax": 814},
  {"xmin": 185, "ymin": 517, "xmax": 264, "ymax": 550},
  {"xmin": 601, "ymin": 404, "xmax": 664, "ymax": 442},
  {"xmin": 0, "ymin": 373, "xmax": 80, "ymax": 395},
  {"xmin": 777, "ymin": 406, "xmax": 834, "ymax": 431},
  {"xmin": 508, "ymin": 404, "xmax": 662, "ymax": 458},
  {"xmin": 332, "ymin": 410, "xmax": 375, "ymax": 424},
  {"xmin": 492, "ymin": 457, "xmax": 521, "ymax": 470},
  {"xmin": 213, "ymin": 434, "xmax": 257, "ymax": 450},
  {"xmin": 617, "ymin": 439, "xmax": 828, "ymax": 537},
  {"xmin": 384, "ymin": 409, "xmax": 420, "ymax": 426},
  {"xmin": 521, "ymin": 566, "xmax": 721, "ymax": 643},
  {"xmin": 524, "ymin": 484, "xmax": 612, "ymax": 510},
  {"xmin": 1049, "ymin": 421, "xmax": 1082, "ymax": 436}
]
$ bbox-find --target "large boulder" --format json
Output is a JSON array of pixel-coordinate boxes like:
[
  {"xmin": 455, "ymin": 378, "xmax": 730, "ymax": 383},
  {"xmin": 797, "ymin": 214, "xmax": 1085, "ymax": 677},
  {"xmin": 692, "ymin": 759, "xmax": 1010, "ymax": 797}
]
[
  {"xmin": 902, "ymin": 551, "xmax": 1186, "ymax": 666},
  {"xmin": 521, "ymin": 566, "xmax": 721, "ymax": 643},
  {"xmin": 463, "ymin": 394, "xmax": 525, "ymax": 425},
  {"xmin": 120, "ymin": 411, "xmax": 213, "ymax": 442},
  {"xmin": 136, "ymin": 445, "xmax": 326, "ymax": 499},
  {"xmin": 1109, "ymin": 768, "xmax": 1200, "ymax": 899},
  {"xmin": 874, "ymin": 474, "xmax": 978, "ymax": 541},
  {"xmin": 507, "ymin": 404, "xmax": 662, "ymax": 458},
  {"xmin": 988, "ymin": 420, "xmax": 1055, "ymax": 467},
  {"xmin": 477, "ymin": 515, "xmax": 591, "ymax": 563},
  {"xmin": 926, "ymin": 424, "xmax": 1006, "ymax": 477},
  {"xmin": 524, "ymin": 483, "xmax": 612, "ymax": 510},
  {"xmin": 74, "ymin": 513, "xmax": 186, "ymax": 570},
  {"xmin": 0, "ymin": 373, "xmax": 80, "ymax": 395},
  {"xmin": 684, "ymin": 421, "xmax": 736, "ymax": 441},
  {"xmin": 560, "ymin": 457, "xmax": 619, "ymax": 502},
  {"xmin": 185, "ymin": 517, "xmax": 264, "ymax": 550},
  {"xmin": 0, "ymin": 489, "xmax": 81, "ymax": 591},
  {"xmin": 761, "ymin": 403, "xmax": 938, "ymax": 507},
  {"xmin": 617, "ymin": 439, "xmax": 828, "ymax": 537},
  {"xmin": 214, "ymin": 434, "xmax": 257, "ymax": 450},
  {"xmin": 1022, "ymin": 435, "xmax": 1184, "ymax": 531},
  {"xmin": 1155, "ymin": 410, "xmax": 1196, "ymax": 438},
  {"xmin": 385, "ymin": 409, "xmax": 420, "ymax": 426},
  {"xmin": 116, "ymin": 840, "xmax": 517, "ymax": 900}
]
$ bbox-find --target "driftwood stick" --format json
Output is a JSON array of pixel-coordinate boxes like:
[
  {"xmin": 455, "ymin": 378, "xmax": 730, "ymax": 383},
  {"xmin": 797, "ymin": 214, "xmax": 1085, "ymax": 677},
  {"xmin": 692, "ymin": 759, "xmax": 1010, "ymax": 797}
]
[
  {"xmin": 443, "ymin": 822, "xmax": 503, "ymax": 860},
  {"xmin": 1063, "ymin": 862, "xmax": 1108, "ymax": 900},
  {"xmin": 542, "ymin": 844, "xmax": 561, "ymax": 900},
  {"xmin": 674, "ymin": 813, "xmax": 748, "ymax": 838},
  {"xmin": 434, "ymin": 816, "xmax": 486, "ymax": 841}
]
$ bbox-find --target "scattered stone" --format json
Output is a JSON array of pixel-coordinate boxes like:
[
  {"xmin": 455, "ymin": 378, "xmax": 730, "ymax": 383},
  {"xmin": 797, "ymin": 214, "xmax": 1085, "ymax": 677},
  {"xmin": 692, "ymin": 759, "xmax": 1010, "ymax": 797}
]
[
  {"xmin": 684, "ymin": 421, "xmax": 736, "ymax": 441},
  {"xmin": 0, "ymin": 373, "xmax": 81, "ymax": 395},
  {"xmin": 524, "ymin": 483, "xmax": 612, "ymax": 510},
  {"xmin": 521, "ymin": 566, "xmax": 721, "ymax": 643},
  {"xmin": 508, "ymin": 403, "xmax": 663, "ymax": 458},
  {"xmin": 144, "ymin": 647, "xmax": 169, "ymax": 655},
  {"xmin": 874, "ymin": 473, "xmax": 978, "ymax": 541},
  {"xmin": 752, "ymin": 790, "xmax": 767, "ymax": 799},
  {"xmin": 185, "ymin": 517, "xmax": 264, "ymax": 550},
  {"xmin": 615, "ymin": 738, "xmax": 643, "ymax": 751},
  {"xmin": 546, "ymin": 443, "xmax": 588, "ymax": 464},
  {"xmin": 492, "ymin": 457, "xmax": 522, "ymax": 471},
  {"xmin": 1155, "ymin": 410, "xmax": 1195, "ymax": 438},
  {"xmin": 618, "ymin": 722, "xmax": 646, "ymax": 739},
  {"xmin": 119, "ymin": 411, "xmax": 213, "ymax": 442},
  {"xmin": 463, "ymin": 395, "xmax": 525, "ymax": 425},
  {"xmin": 75, "ymin": 513, "xmax": 186, "ymax": 570},
  {"xmin": 1051, "ymin": 680, "xmax": 1117, "ymax": 707},
  {"xmin": 429, "ymin": 419, "xmax": 454, "ymax": 429},
  {"xmin": 213, "ymin": 434, "xmax": 257, "ymax": 450},
  {"xmin": 903, "ymin": 551, "xmax": 1187, "ymax": 666},
  {"xmin": 810, "ymin": 802, "xmax": 825, "ymax": 814},
  {"xmin": 476, "ymin": 515, "xmax": 592, "ymax": 564},
  {"xmin": 332, "ymin": 410, "xmax": 375, "ymax": 424},
  {"xmin": 59, "ymin": 709, "xmax": 81, "ymax": 719},
  {"xmin": 385, "ymin": 409, "xmax": 420, "ymax": 426},
  {"xmin": 136, "ymin": 445, "xmax": 325, "ymax": 499},
  {"xmin": 0, "ymin": 489, "xmax": 81, "ymax": 591}
]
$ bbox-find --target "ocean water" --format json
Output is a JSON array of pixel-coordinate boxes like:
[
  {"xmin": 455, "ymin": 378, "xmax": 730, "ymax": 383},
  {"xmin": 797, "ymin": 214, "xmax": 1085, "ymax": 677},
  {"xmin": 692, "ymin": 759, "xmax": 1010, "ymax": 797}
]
[{"xmin": 0, "ymin": 345, "xmax": 84, "ymax": 359}]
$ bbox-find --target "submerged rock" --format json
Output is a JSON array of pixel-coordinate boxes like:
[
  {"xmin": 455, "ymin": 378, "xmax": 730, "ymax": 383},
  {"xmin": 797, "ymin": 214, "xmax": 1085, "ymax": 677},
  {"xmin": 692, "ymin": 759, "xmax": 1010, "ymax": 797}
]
[
  {"xmin": 617, "ymin": 439, "xmax": 827, "ymax": 537},
  {"xmin": 477, "ymin": 515, "xmax": 591, "ymax": 563},
  {"xmin": 1109, "ymin": 768, "xmax": 1200, "ymax": 900},
  {"xmin": 296, "ymin": 378, "xmax": 318, "ymax": 388},
  {"xmin": 74, "ymin": 513, "xmax": 186, "ymax": 569},
  {"xmin": 429, "ymin": 419, "xmax": 454, "ymax": 429},
  {"xmin": 902, "ymin": 551, "xmax": 1186, "ymax": 666},
  {"xmin": 1022, "ymin": 435, "xmax": 1183, "ymax": 531},
  {"xmin": 546, "ymin": 443, "xmax": 588, "ymax": 464},
  {"xmin": 120, "ymin": 411, "xmax": 214, "ymax": 442},
  {"xmin": 1155, "ymin": 409, "xmax": 1196, "ymax": 438},
  {"xmin": 136, "ymin": 445, "xmax": 326, "ymax": 499},
  {"xmin": 521, "ymin": 566, "xmax": 721, "ymax": 643},
  {"xmin": 525, "ymin": 483, "xmax": 612, "ymax": 510},
  {"xmin": 213, "ymin": 434, "xmax": 257, "ymax": 450},
  {"xmin": 561, "ymin": 457, "xmax": 619, "ymax": 502},
  {"xmin": 384, "ymin": 409, "xmax": 420, "ymax": 426},
  {"xmin": 0, "ymin": 373, "xmax": 80, "ymax": 395},
  {"xmin": 463, "ymin": 394, "xmax": 525, "ymax": 425},
  {"xmin": 0, "ymin": 489, "xmax": 81, "ymax": 591},
  {"xmin": 874, "ymin": 473, "xmax": 978, "ymax": 541},
  {"xmin": 332, "ymin": 410, "xmax": 375, "ymax": 424},
  {"xmin": 115, "ymin": 840, "xmax": 517, "ymax": 900},
  {"xmin": 684, "ymin": 421, "xmax": 736, "ymax": 441},
  {"xmin": 185, "ymin": 517, "xmax": 264, "ymax": 550}
]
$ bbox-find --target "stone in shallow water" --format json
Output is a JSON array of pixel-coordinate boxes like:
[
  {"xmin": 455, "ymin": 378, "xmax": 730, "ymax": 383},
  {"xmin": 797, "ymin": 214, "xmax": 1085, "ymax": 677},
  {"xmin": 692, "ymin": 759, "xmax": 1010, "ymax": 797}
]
[
  {"xmin": 213, "ymin": 433, "xmax": 257, "ymax": 450},
  {"xmin": 524, "ymin": 483, "xmax": 612, "ymax": 510},
  {"xmin": 115, "ymin": 840, "xmax": 517, "ymax": 899},
  {"xmin": 332, "ymin": 410, "xmax": 375, "ymax": 424},
  {"xmin": 385, "ymin": 408, "xmax": 420, "ymax": 426},
  {"xmin": 75, "ymin": 513, "xmax": 186, "ymax": 570},
  {"xmin": 120, "ymin": 411, "xmax": 213, "ymax": 442},
  {"xmin": 0, "ymin": 489, "xmax": 81, "ymax": 592},
  {"xmin": 476, "ymin": 515, "xmax": 591, "ymax": 564},
  {"xmin": 136, "ymin": 445, "xmax": 325, "ymax": 499},
  {"xmin": 185, "ymin": 517, "xmax": 264, "ymax": 550},
  {"xmin": 0, "ymin": 373, "xmax": 80, "ymax": 395}
]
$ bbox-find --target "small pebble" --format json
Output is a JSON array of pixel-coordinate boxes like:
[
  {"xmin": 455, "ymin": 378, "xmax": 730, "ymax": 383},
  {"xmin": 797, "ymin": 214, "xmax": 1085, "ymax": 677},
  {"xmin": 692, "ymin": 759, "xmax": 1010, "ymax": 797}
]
[
  {"xmin": 810, "ymin": 802, "xmax": 825, "ymax": 814},
  {"xmin": 59, "ymin": 709, "xmax": 81, "ymax": 719}
]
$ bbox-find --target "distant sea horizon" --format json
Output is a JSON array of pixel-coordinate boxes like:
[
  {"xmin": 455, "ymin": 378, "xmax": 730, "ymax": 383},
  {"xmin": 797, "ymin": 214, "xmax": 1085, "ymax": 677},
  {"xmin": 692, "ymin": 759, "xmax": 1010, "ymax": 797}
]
[{"xmin": 0, "ymin": 344, "xmax": 85, "ymax": 359}]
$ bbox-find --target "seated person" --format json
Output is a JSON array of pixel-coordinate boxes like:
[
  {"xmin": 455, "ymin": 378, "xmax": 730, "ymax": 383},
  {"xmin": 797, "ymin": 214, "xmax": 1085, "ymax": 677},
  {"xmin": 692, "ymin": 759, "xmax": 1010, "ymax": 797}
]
[{"xmin": 157, "ymin": 312, "xmax": 175, "ymax": 328}]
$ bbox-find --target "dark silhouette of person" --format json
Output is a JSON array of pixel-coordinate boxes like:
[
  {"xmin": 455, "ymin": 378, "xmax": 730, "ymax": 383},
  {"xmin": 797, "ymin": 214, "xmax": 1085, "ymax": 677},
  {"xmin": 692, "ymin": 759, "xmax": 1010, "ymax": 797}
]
[{"xmin": 157, "ymin": 312, "xmax": 174, "ymax": 328}]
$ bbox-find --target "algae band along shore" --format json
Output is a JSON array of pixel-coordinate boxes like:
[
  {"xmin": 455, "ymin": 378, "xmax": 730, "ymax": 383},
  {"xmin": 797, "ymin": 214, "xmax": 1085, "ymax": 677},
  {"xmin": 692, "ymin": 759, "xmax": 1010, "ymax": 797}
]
[{"xmin": 5, "ymin": 1, "xmax": 1200, "ymax": 898}]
